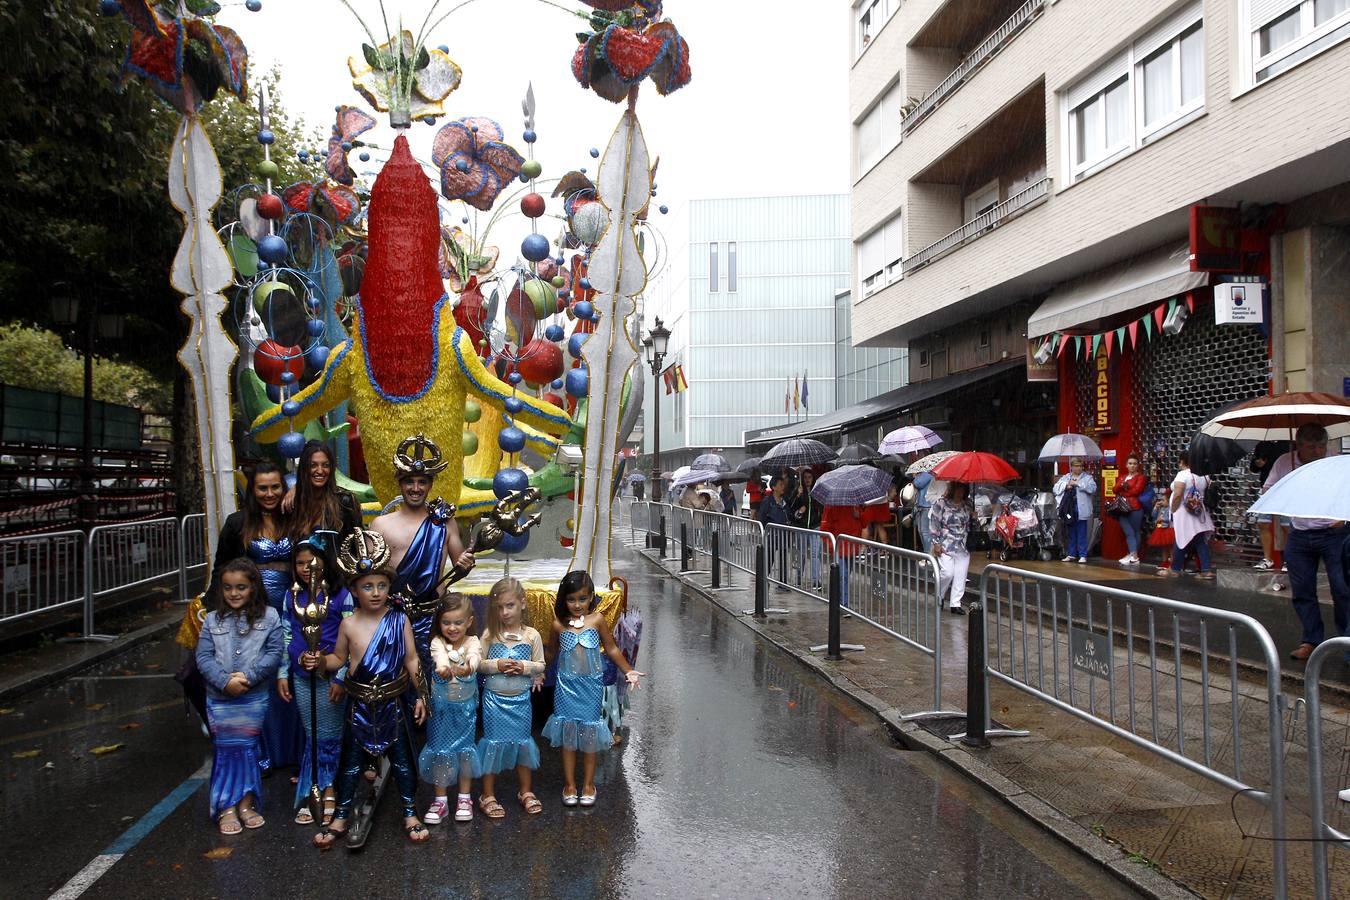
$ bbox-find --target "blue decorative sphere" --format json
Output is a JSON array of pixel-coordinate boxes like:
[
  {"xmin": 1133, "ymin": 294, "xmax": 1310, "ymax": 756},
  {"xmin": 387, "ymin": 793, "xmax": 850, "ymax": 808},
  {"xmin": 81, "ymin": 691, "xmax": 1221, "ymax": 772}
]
[
  {"xmin": 567, "ymin": 333, "xmax": 587, "ymax": 358},
  {"xmin": 277, "ymin": 431, "xmax": 305, "ymax": 458},
  {"xmin": 265, "ymin": 383, "xmax": 283, "ymax": 403},
  {"xmin": 284, "ymin": 472, "xmax": 297, "ymax": 491},
  {"xmin": 297, "ymin": 150, "xmax": 309, "ymax": 162},
  {"xmin": 558, "ymin": 290, "xmax": 570, "ymax": 301},
  {"xmin": 565, "ymin": 367, "xmax": 589, "ymax": 398},
  {"xmin": 660, "ymin": 205, "xmax": 669, "ymax": 215},
  {"xmin": 508, "ymin": 372, "xmax": 523, "ymax": 386},
  {"xmin": 341, "ymin": 141, "xmax": 352, "ymax": 152},
  {"xmin": 589, "ymin": 147, "xmax": 600, "ymax": 158},
  {"xmin": 555, "ymin": 256, "xmax": 565, "ymax": 266},
  {"xmin": 492, "ymin": 467, "xmax": 531, "ymax": 499},
  {"xmin": 461, "ymin": 216, "xmax": 469, "ymax": 224},
  {"xmin": 455, "ymin": 159, "xmax": 470, "ymax": 173},
  {"xmin": 423, "ymin": 116, "xmax": 436, "ymax": 125},
  {"xmin": 551, "ymin": 379, "xmax": 564, "ymax": 390},
  {"xmin": 579, "ymin": 278, "xmax": 593, "ymax": 292},
  {"xmin": 320, "ymin": 150, "xmax": 329, "ymax": 158},
  {"xmin": 280, "ymin": 370, "xmax": 297, "ymax": 385},
  {"xmin": 305, "ymin": 319, "xmax": 326, "ymax": 337},
  {"xmin": 495, "ymin": 526, "xmax": 530, "ymax": 556},
  {"xmin": 438, "ymin": 44, "xmax": 449, "ymax": 53},
  {"xmin": 98, "ymin": 0, "xmax": 120, "ymax": 15},
  {"xmin": 544, "ymin": 324, "xmax": 564, "ymax": 342},
  {"xmin": 521, "ymin": 233, "xmax": 551, "ymax": 262},
  {"xmin": 522, "ymin": 130, "xmax": 537, "ymax": 144},
  {"xmin": 359, "ymin": 151, "xmax": 370, "ymax": 162},
  {"xmin": 498, "ymin": 426, "xmax": 527, "ymax": 455},
  {"xmin": 505, "ymin": 397, "xmax": 524, "ymax": 416},
  {"xmin": 281, "ymin": 400, "xmax": 301, "ymax": 417},
  {"xmin": 257, "ymin": 234, "xmax": 288, "ymax": 264},
  {"xmin": 573, "ymin": 300, "xmax": 594, "ymax": 321},
  {"xmin": 245, "ymin": 0, "xmax": 262, "ymax": 10},
  {"xmin": 519, "ymin": 173, "xmax": 530, "ymax": 183},
  {"xmin": 305, "ymin": 344, "xmax": 330, "ymax": 371},
  {"xmin": 306, "ymin": 296, "xmax": 321, "ymax": 311},
  {"xmin": 257, "ymin": 129, "xmax": 275, "ymax": 145},
  {"xmin": 579, "ymin": 168, "xmax": 587, "ymax": 175}
]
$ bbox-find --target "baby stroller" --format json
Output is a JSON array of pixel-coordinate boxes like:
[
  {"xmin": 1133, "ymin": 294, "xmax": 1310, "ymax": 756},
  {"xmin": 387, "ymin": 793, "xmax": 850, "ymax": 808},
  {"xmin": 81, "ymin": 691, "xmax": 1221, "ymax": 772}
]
[{"xmin": 991, "ymin": 493, "xmax": 1044, "ymax": 561}]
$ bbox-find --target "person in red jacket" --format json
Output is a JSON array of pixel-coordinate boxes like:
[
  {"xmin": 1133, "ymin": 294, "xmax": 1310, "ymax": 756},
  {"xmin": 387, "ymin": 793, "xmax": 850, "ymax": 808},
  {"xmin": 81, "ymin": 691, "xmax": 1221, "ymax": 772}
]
[
  {"xmin": 820, "ymin": 504, "xmax": 866, "ymax": 609},
  {"xmin": 1114, "ymin": 453, "xmax": 1149, "ymax": 566}
]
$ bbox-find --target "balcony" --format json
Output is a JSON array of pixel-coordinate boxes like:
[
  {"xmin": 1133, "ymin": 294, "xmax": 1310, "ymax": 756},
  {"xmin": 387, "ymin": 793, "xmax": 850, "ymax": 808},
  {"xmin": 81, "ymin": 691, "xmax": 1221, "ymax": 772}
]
[
  {"xmin": 903, "ymin": 177, "xmax": 1050, "ymax": 274},
  {"xmin": 902, "ymin": 0, "xmax": 1045, "ymax": 135}
]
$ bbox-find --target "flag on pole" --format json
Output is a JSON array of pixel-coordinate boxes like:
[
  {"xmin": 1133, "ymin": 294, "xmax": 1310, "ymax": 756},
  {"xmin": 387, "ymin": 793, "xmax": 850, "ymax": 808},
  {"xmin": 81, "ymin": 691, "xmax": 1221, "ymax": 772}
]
[
  {"xmin": 802, "ymin": 371, "xmax": 809, "ymax": 412},
  {"xmin": 785, "ymin": 378, "xmax": 790, "ymax": 414},
  {"xmin": 662, "ymin": 364, "xmax": 689, "ymax": 394},
  {"xmin": 793, "ymin": 376, "xmax": 800, "ymax": 414},
  {"xmin": 672, "ymin": 365, "xmax": 688, "ymax": 393}
]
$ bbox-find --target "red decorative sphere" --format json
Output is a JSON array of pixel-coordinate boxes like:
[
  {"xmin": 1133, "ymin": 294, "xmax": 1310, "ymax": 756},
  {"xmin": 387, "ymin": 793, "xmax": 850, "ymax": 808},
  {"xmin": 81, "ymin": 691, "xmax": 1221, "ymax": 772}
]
[
  {"xmin": 253, "ymin": 339, "xmax": 304, "ymax": 385},
  {"xmin": 520, "ymin": 192, "xmax": 546, "ymax": 219},
  {"xmin": 543, "ymin": 392, "xmax": 565, "ymax": 408},
  {"xmin": 256, "ymin": 193, "xmax": 285, "ymax": 220},
  {"xmin": 516, "ymin": 341, "xmax": 565, "ymax": 387}
]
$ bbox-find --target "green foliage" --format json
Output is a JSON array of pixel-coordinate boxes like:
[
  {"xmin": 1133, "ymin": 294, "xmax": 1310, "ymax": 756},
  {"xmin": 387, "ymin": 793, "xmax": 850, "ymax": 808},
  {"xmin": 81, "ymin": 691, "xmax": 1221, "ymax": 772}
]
[{"xmin": 0, "ymin": 323, "xmax": 170, "ymax": 411}]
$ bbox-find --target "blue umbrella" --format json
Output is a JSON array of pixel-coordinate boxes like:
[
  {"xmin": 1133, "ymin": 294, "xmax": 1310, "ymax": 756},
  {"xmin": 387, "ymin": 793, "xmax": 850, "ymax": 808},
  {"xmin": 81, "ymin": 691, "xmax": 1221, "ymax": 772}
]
[
  {"xmin": 811, "ymin": 465, "xmax": 892, "ymax": 506},
  {"xmin": 627, "ymin": 472, "xmax": 647, "ymax": 482},
  {"xmin": 672, "ymin": 468, "xmax": 719, "ymax": 488},
  {"xmin": 763, "ymin": 438, "xmax": 838, "ymax": 469},
  {"xmin": 1248, "ymin": 455, "xmax": 1350, "ymax": 520}
]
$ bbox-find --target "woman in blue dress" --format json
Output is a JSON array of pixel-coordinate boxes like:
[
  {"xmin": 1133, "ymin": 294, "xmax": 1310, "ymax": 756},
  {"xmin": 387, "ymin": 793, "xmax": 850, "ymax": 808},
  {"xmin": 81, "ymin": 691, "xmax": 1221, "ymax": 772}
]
[
  {"xmin": 207, "ymin": 461, "xmax": 304, "ymax": 773},
  {"xmin": 543, "ymin": 571, "xmax": 644, "ymax": 807}
]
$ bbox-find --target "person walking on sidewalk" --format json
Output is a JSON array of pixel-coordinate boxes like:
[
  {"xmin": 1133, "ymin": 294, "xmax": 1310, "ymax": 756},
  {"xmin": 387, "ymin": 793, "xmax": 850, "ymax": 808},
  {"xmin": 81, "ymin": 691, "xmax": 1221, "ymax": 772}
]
[
  {"xmin": 1054, "ymin": 458, "xmax": 1097, "ymax": 563},
  {"xmin": 1114, "ymin": 454, "xmax": 1150, "ymax": 566},
  {"xmin": 1158, "ymin": 451, "xmax": 1215, "ymax": 580},
  {"xmin": 1267, "ymin": 425, "xmax": 1347, "ymax": 661},
  {"xmin": 930, "ymin": 482, "xmax": 974, "ymax": 614}
]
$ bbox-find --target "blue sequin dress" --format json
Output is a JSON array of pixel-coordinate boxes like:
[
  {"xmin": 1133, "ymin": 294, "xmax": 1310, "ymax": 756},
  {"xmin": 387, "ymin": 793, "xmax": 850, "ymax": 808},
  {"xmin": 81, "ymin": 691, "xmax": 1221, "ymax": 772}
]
[
  {"xmin": 247, "ymin": 535, "xmax": 304, "ymax": 770},
  {"xmin": 419, "ymin": 637, "xmax": 483, "ymax": 787},
  {"xmin": 543, "ymin": 628, "xmax": 614, "ymax": 753},
  {"xmin": 476, "ymin": 640, "xmax": 540, "ymax": 774}
]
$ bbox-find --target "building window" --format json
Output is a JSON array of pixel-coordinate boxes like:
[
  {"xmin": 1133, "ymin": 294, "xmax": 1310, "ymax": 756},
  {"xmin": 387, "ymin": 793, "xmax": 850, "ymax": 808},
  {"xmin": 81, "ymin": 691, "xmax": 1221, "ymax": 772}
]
[
  {"xmin": 855, "ymin": 0, "xmax": 897, "ymax": 55},
  {"xmin": 856, "ymin": 81, "xmax": 903, "ymax": 175},
  {"xmin": 918, "ymin": 348, "xmax": 930, "ymax": 368},
  {"xmin": 857, "ymin": 213, "xmax": 902, "ymax": 299},
  {"xmin": 1064, "ymin": 4, "xmax": 1204, "ymax": 183},
  {"xmin": 978, "ymin": 328, "xmax": 991, "ymax": 348},
  {"xmin": 1249, "ymin": 0, "xmax": 1350, "ymax": 84},
  {"xmin": 727, "ymin": 241, "xmax": 737, "ymax": 293},
  {"xmin": 709, "ymin": 242, "xmax": 718, "ymax": 293},
  {"xmin": 963, "ymin": 180, "xmax": 1001, "ymax": 223}
]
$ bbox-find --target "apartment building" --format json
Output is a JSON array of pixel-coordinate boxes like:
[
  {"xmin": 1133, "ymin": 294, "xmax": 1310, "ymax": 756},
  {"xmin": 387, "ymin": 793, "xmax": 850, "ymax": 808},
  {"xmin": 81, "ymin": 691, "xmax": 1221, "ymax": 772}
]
[{"xmin": 848, "ymin": 0, "xmax": 1350, "ymax": 558}]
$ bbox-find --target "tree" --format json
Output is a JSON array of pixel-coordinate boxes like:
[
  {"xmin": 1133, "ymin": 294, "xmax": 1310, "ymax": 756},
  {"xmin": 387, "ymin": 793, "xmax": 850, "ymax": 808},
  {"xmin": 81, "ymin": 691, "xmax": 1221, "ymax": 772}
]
[{"xmin": 0, "ymin": 323, "xmax": 170, "ymax": 410}]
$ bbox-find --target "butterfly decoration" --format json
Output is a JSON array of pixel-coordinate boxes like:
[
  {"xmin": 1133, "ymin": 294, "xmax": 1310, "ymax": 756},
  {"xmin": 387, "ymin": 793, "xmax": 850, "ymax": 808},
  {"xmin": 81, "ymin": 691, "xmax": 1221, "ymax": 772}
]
[
  {"xmin": 433, "ymin": 117, "xmax": 525, "ymax": 212},
  {"xmin": 115, "ymin": 0, "xmax": 248, "ymax": 115},
  {"xmin": 325, "ymin": 106, "xmax": 377, "ymax": 186}
]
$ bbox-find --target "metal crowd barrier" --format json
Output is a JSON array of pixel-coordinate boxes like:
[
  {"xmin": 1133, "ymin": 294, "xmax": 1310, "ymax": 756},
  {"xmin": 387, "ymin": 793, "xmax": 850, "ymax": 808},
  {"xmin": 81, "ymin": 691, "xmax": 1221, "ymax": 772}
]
[
  {"xmin": 1303, "ymin": 636, "xmax": 1350, "ymax": 900},
  {"xmin": 84, "ymin": 516, "xmax": 182, "ymax": 641},
  {"xmin": 966, "ymin": 565, "xmax": 1289, "ymax": 897},
  {"xmin": 178, "ymin": 512, "xmax": 208, "ymax": 606},
  {"xmin": 836, "ymin": 535, "xmax": 957, "ymax": 719},
  {"xmin": 700, "ymin": 510, "xmax": 763, "ymax": 577},
  {"xmin": 630, "ymin": 499, "xmax": 651, "ymax": 543},
  {"xmin": 764, "ymin": 523, "xmax": 833, "ymax": 603},
  {"xmin": 0, "ymin": 530, "xmax": 86, "ymax": 626}
]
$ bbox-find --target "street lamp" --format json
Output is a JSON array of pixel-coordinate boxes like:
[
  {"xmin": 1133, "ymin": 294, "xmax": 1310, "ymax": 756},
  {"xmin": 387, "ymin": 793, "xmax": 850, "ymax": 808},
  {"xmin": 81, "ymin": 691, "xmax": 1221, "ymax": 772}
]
[{"xmin": 643, "ymin": 317, "xmax": 670, "ymax": 503}]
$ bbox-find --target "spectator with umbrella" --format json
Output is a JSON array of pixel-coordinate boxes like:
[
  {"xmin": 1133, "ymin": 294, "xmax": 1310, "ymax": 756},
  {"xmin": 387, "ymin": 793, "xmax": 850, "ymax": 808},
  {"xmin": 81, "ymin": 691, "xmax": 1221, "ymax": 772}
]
[
  {"xmin": 719, "ymin": 483, "xmax": 737, "ymax": 515},
  {"xmin": 814, "ymin": 465, "xmax": 893, "ymax": 610},
  {"xmin": 905, "ymin": 451, "xmax": 957, "ymax": 553},
  {"xmin": 759, "ymin": 476, "xmax": 793, "ymax": 592},
  {"xmin": 930, "ymin": 482, "xmax": 975, "ymax": 614},
  {"xmin": 879, "ymin": 426, "xmax": 942, "ymax": 456},
  {"xmin": 1053, "ymin": 458, "xmax": 1097, "ymax": 563},
  {"xmin": 791, "ymin": 469, "xmax": 824, "ymax": 589}
]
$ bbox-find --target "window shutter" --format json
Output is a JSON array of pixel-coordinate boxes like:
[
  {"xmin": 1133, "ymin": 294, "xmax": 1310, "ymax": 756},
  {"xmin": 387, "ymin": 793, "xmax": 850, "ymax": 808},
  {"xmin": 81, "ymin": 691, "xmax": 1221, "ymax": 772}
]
[
  {"xmin": 1251, "ymin": 0, "xmax": 1301, "ymax": 29},
  {"xmin": 1066, "ymin": 50, "xmax": 1130, "ymax": 109}
]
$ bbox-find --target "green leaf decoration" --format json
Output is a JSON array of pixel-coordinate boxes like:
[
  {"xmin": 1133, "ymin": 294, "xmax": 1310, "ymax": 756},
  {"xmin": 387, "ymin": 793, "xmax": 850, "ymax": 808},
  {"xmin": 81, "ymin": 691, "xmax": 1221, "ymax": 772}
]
[
  {"xmin": 415, "ymin": 45, "xmax": 431, "ymax": 71},
  {"xmin": 227, "ymin": 232, "xmax": 258, "ymax": 278},
  {"xmin": 362, "ymin": 43, "xmax": 382, "ymax": 70},
  {"xmin": 465, "ymin": 253, "xmax": 492, "ymax": 272}
]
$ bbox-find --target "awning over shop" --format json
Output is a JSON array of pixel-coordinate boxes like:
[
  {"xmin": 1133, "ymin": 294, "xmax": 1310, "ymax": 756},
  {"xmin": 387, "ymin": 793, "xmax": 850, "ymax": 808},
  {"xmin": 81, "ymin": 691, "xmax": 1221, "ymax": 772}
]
[
  {"xmin": 745, "ymin": 358, "xmax": 1024, "ymax": 449},
  {"xmin": 1027, "ymin": 244, "xmax": 1208, "ymax": 338}
]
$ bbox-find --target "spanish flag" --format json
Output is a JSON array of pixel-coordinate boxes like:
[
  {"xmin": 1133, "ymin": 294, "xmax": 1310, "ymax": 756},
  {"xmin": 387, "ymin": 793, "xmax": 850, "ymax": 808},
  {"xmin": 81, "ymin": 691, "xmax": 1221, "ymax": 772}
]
[{"xmin": 663, "ymin": 364, "xmax": 689, "ymax": 395}]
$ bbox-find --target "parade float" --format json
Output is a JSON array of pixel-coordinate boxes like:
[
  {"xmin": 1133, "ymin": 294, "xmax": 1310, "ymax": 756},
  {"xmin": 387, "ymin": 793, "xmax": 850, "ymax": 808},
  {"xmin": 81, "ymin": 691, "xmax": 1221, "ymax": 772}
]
[{"xmin": 108, "ymin": 0, "xmax": 689, "ymax": 630}]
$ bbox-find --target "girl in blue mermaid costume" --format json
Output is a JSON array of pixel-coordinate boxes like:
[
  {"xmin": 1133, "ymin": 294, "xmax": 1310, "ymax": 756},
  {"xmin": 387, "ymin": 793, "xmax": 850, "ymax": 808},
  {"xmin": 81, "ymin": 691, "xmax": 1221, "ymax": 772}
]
[
  {"xmin": 418, "ymin": 593, "xmax": 482, "ymax": 825},
  {"xmin": 543, "ymin": 571, "xmax": 644, "ymax": 807},
  {"xmin": 475, "ymin": 577, "xmax": 546, "ymax": 820}
]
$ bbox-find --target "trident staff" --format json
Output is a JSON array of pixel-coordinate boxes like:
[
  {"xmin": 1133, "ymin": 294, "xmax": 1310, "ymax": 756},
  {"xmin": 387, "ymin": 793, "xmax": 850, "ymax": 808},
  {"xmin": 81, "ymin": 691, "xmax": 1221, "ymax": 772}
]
[{"xmin": 292, "ymin": 558, "xmax": 331, "ymax": 825}]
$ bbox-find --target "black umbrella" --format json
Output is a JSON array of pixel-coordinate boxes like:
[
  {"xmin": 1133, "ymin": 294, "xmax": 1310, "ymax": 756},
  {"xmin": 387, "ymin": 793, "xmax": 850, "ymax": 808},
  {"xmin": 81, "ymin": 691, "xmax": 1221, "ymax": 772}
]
[
  {"xmin": 735, "ymin": 456, "xmax": 763, "ymax": 474},
  {"xmin": 1186, "ymin": 430, "xmax": 1248, "ymax": 476},
  {"xmin": 834, "ymin": 443, "xmax": 882, "ymax": 465}
]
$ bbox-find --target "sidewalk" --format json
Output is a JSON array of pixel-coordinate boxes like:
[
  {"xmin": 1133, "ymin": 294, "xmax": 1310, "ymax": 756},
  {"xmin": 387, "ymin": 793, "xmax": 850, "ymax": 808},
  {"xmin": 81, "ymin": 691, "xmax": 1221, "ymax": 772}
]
[{"xmin": 623, "ymin": 529, "xmax": 1350, "ymax": 899}]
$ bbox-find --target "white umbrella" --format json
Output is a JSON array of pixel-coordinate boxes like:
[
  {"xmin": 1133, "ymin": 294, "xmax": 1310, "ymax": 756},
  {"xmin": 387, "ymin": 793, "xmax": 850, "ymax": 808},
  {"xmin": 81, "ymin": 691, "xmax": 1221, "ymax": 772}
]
[
  {"xmin": 1248, "ymin": 455, "xmax": 1350, "ymax": 520},
  {"xmin": 1202, "ymin": 391, "xmax": 1350, "ymax": 441},
  {"xmin": 906, "ymin": 450, "xmax": 959, "ymax": 475},
  {"xmin": 1038, "ymin": 432, "xmax": 1103, "ymax": 461},
  {"xmin": 879, "ymin": 426, "xmax": 942, "ymax": 455}
]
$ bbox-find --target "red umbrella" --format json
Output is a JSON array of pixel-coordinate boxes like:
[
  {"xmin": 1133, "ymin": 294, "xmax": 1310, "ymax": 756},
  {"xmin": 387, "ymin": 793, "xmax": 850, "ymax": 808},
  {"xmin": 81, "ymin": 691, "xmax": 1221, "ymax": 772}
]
[{"xmin": 931, "ymin": 451, "xmax": 1019, "ymax": 483}]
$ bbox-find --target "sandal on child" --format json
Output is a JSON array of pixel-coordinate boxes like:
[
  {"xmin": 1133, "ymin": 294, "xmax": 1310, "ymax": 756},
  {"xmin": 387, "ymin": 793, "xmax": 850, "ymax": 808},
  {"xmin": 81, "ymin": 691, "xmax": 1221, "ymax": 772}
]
[
  {"xmin": 519, "ymin": 791, "xmax": 543, "ymax": 815},
  {"xmin": 579, "ymin": 788, "xmax": 597, "ymax": 807},
  {"xmin": 294, "ymin": 807, "xmax": 314, "ymax": 825},
  {"xmin": 405, "ymin": 822, "xmax": 429, "ymax": 843},
  {"xmin": 218, "ymin": 810, "xmax": 242, "ymax": 835},
  {"xmin": 479, "ymin": 795, "xmax": 506, "ymax": 819},
  {"xmin": 313, "ymin": 826, "xmax": 344, "ymax": 850},
  {"xmin": 239, "ymin": 807, "xmax": 265, "ymax": 829},
  {"xmin": 322, "ymin": 797, "xmax": 336, "ymax": 826},
  {"xmin": 562, "ymin": 788, "xmax": 578, "ymax": 807}
]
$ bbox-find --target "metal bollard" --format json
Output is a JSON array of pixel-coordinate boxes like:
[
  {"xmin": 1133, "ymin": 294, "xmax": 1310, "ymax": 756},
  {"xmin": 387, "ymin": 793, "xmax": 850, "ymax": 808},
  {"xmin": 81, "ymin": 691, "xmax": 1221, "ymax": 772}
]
[
  {"xmin": 826, "ymin": 562, "xmax": 842, "ymax": 661},
  {"xmin": 711, "ymin": 529, "xmax": 721, "ymax": 589},
  {"xmin": 680, "ymin": 523, "xmax": 691, "ymax": 571},
  {"xmin": 777, "ymin": 537, "xmax": 787, "ymax": 585},
  {"xmin": 961, "ymin": 599, "xmax": 990, "ymax": 748},
  {"xmin": 754, "ymin": 544, "xmax": 767, "ymax": 618},
  {"xmin": 658, "ymin": 514, "xmax": 667, "ymax": 557}
]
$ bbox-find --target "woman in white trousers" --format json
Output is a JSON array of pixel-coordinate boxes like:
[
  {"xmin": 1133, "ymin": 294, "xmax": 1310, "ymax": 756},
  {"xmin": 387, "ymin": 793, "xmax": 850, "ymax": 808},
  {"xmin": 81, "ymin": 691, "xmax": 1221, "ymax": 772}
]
[{"xmin": 930, "ymin": 482, "xmax": 973, "ymax": 614}]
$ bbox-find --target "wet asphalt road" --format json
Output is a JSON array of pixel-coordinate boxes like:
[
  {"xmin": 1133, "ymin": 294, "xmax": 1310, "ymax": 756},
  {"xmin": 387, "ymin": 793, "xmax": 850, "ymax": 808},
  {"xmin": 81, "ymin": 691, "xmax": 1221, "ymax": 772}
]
[{"xmin": 1, "ymin": 548, "xmax": 1142, "ymax": 899}]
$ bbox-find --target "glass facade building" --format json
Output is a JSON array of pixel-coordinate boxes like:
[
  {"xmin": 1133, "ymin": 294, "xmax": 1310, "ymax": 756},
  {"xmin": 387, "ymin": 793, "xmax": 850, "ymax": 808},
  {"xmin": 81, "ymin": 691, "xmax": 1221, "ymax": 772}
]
[{"xmin": 834, "ymin": 287, "xmax": 908, "ymax": 410}]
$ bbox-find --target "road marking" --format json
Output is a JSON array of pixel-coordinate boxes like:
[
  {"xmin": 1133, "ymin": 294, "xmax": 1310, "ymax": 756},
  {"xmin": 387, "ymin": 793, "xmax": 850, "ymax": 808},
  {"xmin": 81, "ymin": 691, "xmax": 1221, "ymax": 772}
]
[{"xmin": 47, "ymin": 759, "xmax": 209, "ymax": 900}]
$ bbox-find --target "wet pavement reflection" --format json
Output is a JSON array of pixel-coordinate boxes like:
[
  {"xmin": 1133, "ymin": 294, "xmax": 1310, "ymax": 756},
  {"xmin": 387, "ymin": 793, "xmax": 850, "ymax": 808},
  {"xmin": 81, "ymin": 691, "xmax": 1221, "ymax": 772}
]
[{"xmin": 3, "ymin": 549, "xmax": 1143, "ymax": 899}]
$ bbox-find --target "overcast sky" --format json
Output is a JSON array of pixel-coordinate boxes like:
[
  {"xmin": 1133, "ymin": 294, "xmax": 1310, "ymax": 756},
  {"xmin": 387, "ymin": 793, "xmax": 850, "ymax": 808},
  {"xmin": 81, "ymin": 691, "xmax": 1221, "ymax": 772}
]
[{"xmin": 217, "ymin": 0, "xmax": 852, "ymax": 239}]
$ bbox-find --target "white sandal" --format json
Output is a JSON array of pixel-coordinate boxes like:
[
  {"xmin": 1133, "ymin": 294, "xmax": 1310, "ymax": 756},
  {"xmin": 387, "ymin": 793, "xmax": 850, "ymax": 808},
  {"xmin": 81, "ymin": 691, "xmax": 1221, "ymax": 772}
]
[{"xmin": 579, "ymin": 788, "xmax": 596, "ymax": 807}]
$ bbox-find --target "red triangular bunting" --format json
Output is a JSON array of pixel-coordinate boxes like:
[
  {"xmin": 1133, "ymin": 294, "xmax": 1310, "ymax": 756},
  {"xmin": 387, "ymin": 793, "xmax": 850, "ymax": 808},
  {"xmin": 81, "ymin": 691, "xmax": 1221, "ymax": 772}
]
[
  {"xmin": 1185, "ymin": 293, "xmax": 1195, "ymax": 313},
  {"xmin": 1127, "ymin": 320, "xmax": 1139, "ymax": 348},
  {"xmin": 1153, "ymin": 305, "xmax": 1166, "ymax": 330},
  {"xmin": 1105, "ymin": 331, "xmax": 1115, "ymax": 356}
]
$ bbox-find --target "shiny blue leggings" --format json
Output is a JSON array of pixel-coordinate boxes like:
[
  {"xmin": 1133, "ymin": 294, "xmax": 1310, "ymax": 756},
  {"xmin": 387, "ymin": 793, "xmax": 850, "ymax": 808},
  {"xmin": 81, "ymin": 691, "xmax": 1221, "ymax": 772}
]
[{"xmin": 332, "ymin": 711, "xmax": 418, "ymax": 820}]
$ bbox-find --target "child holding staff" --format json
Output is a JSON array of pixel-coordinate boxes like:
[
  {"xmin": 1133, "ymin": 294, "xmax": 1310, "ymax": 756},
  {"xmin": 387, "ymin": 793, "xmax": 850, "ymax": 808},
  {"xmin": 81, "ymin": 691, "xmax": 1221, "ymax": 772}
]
[{"xmin": 419, "ymin": 593, "xmax": 482, "ymax": 824}]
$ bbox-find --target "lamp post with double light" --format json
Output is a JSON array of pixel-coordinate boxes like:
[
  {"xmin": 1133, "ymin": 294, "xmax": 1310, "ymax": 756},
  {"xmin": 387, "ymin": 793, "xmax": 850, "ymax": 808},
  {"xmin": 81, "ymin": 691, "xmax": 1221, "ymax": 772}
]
[{"xmin": 642, "ymin": 317, "xmax": 670, "ymax": 503}]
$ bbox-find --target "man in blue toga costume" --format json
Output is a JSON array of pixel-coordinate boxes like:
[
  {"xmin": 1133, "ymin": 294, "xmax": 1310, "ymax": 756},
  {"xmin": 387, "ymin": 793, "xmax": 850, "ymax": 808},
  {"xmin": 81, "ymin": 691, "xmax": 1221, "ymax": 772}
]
[{"xmin": 371, "ymin": 434, "xmax": 476, "ymax": 675}]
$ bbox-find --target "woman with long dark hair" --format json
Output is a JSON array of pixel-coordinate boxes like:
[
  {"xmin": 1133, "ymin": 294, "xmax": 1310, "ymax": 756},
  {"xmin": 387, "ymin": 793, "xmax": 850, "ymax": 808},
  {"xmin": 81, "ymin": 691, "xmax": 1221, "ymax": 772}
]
[
  {"xmin": 288, "ymin": 440, "xmax": 361, "ymax": 548},
  {"xmin": 206, "ymin": 460, "xmax": 304, "ymax": 772}
]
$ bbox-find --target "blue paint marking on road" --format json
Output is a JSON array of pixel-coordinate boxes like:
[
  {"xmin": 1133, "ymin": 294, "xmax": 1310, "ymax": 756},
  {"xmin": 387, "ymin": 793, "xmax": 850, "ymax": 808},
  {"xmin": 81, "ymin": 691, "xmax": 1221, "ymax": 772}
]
[{"xmin": 104, "ymin": 774, "xmax": 206, "ymax": 855}]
